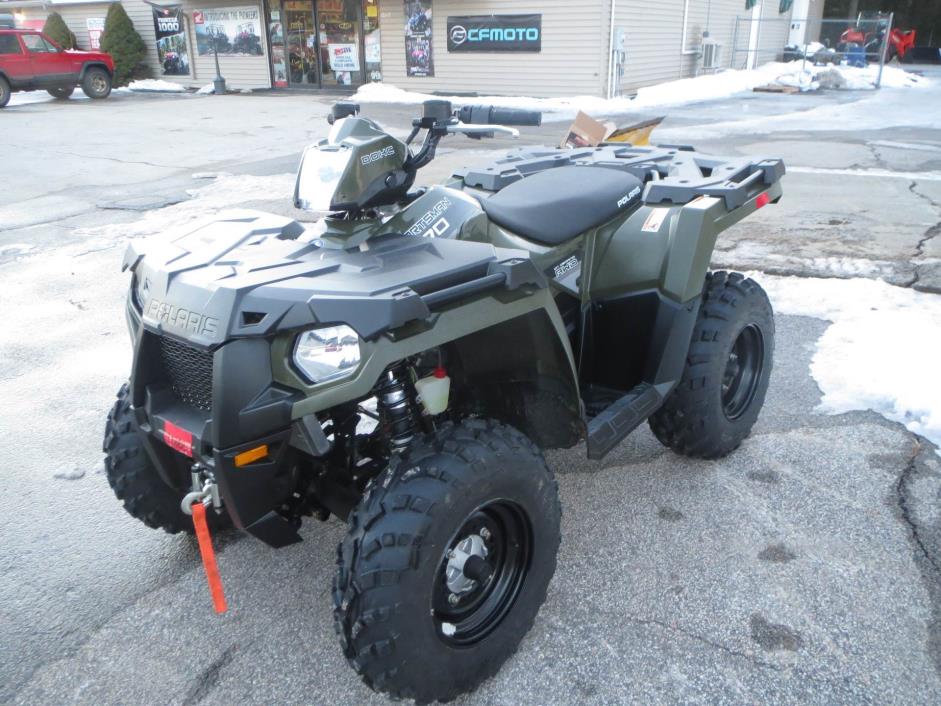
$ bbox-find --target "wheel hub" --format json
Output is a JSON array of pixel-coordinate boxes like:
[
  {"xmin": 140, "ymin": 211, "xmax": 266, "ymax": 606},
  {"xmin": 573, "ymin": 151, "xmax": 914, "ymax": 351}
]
[
  {"xmin": 432, "ymin": 502, "xmax": 532, "ymax": 646},
  {"xmin": 721, "ymin": 324, "xmax": 764, "ymax": 420},
  {"xmin": 445, "ymin": 533, "xmax": 490, "ymax": 596}
]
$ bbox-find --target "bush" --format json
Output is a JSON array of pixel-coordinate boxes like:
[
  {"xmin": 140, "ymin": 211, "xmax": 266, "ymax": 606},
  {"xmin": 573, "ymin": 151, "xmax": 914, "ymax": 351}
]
[
  {"xmin": 99, "ymin": 3, "xmax": 146, "ymax": 86},
  {"xmin": 43, "ymin": 12, "xmax": 77, "ymax": 50}
]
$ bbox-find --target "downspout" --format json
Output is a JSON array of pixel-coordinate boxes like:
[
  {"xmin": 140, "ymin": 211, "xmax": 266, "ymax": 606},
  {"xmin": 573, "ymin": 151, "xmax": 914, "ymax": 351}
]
[
  {"xmin": 606, "ymin": 0, "xmax": 617, "ymax": 98},
  {"xmin": 681, "ymin": 0, "xmax": 697, "ymax": 55}
]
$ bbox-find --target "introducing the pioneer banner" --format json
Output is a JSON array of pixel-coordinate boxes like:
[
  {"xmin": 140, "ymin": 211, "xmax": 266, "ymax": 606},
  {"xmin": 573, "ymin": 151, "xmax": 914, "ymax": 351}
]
[{"xmin": 447, "ymin": 14, "xmax": 542, "ymax": 52}]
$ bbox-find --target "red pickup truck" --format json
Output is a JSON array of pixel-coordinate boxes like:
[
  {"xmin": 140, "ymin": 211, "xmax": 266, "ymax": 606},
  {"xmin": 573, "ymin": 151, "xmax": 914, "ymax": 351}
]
[{"xmin": 0, "ymin": 28, "xmax": 114, "ymax": 108}]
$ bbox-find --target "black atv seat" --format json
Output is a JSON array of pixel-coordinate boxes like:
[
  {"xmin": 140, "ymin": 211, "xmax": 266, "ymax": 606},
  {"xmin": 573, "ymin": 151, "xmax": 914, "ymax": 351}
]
[{"xmin": 479, "ymin": 165, "xmax": 644, "ymax": 246}]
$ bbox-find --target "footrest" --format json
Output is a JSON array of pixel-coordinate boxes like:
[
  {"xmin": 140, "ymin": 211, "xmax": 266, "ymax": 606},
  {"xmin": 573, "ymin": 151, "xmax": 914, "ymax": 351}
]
[{"xmin": 586, "ymin": 383, "xmax": 663, "ymax": 460}]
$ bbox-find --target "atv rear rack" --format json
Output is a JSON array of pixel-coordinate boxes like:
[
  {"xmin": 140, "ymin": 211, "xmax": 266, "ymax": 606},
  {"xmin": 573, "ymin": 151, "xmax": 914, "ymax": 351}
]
[{"xmin": 453, "ymin": 144, "xmax": 785, "ymax": 211}]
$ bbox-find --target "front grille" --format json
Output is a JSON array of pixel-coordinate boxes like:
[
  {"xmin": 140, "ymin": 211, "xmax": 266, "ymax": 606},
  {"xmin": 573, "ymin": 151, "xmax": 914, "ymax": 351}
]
[{"xmin": 158, "ymin": 337, "xmax": 214, "ymax": 411}]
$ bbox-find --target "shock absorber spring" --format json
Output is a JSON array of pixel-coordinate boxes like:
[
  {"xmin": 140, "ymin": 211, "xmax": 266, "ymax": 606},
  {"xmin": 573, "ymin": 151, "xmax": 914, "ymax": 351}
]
[{"xmin": 376, "ymin": 363, "xmax": 419, "ymax": 451}]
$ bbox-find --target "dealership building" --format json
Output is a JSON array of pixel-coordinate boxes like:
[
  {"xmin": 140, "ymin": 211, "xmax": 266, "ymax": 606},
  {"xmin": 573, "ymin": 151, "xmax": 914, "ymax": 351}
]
[{"xmin": 2, "ymin": 0, "xmax": 824, "ymax": 96}]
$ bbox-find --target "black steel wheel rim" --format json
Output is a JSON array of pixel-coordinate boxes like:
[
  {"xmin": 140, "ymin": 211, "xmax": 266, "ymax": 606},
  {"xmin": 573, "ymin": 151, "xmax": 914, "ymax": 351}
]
[
  {"xmin": 432, "ymin": 500, "xmax": 532, "ymax": 647},
  {"xmin": 721, "ymin": 324, "xmax": 764, "ymax": 420}
]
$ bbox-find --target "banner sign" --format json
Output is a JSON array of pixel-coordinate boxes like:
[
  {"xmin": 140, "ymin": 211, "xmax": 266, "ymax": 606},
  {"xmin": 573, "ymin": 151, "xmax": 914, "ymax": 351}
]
[
  {"xmin": 404, "ymin": 1, "xmax": 433, "ymax": 77},
  {"xmin": 194, "ymin": 6, "xmax": 264, "ymax": 57},
  {"xmin": 329, "ymin": 43, "xmax": 360, "ymax": 72},
  {"xmin": 447, "ymin": 15, "xmax": 542, "ymax": 52},
  {"xmin": 86, "ymin": 17, "xmax": 104, "ymax": 50},
  {"xmin": 151, "ymin": 6, "xmax": 190, "ymax": 75}
]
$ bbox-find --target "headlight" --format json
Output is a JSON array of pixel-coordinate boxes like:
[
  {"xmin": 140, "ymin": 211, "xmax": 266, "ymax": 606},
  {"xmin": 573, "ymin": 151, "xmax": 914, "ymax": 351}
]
[
  {"xmin": 133, "ymin": 273, "xmax": 150, "ymax": 311},
  {"xmin": 293, "ymin": 325, "xmax": 362, "ymax": 384}
]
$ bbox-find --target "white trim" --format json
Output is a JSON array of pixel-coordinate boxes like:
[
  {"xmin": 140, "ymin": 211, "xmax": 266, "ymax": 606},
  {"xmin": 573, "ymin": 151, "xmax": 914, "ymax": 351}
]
[
  {"xmin": 787, "ymin": 0, "xmax": 811, "ymax": 46},
  {"xmin": 606, "ymin": 0, "xmax": 616, "ymax": 99},
  {"xmin": 746, "ymin": 1, "xmax": 761, "ymax": 70},
  {"xmin": 681, "ymin": 0, "xmax": 697, "ymax": 55}
]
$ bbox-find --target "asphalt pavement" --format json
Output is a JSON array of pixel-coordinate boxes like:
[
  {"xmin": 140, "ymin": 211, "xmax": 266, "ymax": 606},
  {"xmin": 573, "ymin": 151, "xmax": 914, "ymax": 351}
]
[{"xmin": 1, "ymin": 78, "xmax": 940, "ymax": 705}]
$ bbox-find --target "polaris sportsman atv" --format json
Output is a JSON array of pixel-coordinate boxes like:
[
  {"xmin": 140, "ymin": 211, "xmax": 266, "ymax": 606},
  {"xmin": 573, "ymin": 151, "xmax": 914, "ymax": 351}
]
[{"xmin": 104, "ymin": 100, "xmax": 783, "ymax": 702}]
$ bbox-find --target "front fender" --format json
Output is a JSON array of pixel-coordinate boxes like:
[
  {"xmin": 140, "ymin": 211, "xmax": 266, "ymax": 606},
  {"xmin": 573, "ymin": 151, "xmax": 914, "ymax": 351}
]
[
  {"xmin": 79, "ymin": 62, "xmax": 112, "ymax": 79},
  {"xmin": 276, "ymin": 287, "xmax": 584, "ymax": 449}
]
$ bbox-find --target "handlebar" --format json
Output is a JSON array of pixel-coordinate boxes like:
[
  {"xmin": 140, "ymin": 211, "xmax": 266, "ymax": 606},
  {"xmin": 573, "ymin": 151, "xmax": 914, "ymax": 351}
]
[
  {"xmin": 457, "ymin": 105, "xmax": 542, "ymax": 127},
  {"xmin": 401, "ymin": 100, "xmax": 541, "ymax": 172}
]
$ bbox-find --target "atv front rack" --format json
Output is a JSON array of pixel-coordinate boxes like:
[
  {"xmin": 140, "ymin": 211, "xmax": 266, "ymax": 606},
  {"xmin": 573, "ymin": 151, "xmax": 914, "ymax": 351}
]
[{"xmin": 453, "ymin": 144, "xmax": 785, "ymax": 211}]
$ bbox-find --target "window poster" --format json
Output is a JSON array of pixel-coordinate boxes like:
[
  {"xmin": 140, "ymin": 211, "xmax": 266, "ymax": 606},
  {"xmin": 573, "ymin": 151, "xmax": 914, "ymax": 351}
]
[
  {"xmin": 404, "ymin": 0, "xmax": 433, "ymax": 77},
  {"xmin": 152, "ymin": 5, "xmax": 191, "ymax": 75},
  {"xmin": 194, "ymin": 6, "xmax": 264, "ymax": 57}
]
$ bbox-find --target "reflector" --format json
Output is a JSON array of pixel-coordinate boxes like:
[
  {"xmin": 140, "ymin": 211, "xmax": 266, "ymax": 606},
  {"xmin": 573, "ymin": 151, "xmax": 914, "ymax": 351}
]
[{"xmin": 234, "ymin": 444, "xmax": 268, "ymax": 467}]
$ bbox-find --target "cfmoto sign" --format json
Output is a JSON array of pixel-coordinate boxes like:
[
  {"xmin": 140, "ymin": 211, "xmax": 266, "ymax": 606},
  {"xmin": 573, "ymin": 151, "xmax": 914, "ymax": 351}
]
[
  {"xmin": 450, "ymin": 25, "xmax": 467, "ymax": 45},
  {"xmin": 447, "ymin": 14, "xmax": 543, "ymax": 52}
]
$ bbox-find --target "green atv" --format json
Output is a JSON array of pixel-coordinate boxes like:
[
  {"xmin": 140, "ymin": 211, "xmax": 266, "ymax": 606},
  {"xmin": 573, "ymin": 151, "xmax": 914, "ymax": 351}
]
[{"xmin": 104, "ymin": 100, "xmax": 782, "ymax": 702}]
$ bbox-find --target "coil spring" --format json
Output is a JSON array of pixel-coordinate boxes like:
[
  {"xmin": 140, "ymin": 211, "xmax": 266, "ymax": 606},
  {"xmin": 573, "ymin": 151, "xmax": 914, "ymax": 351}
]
[{"xmin": 376, "ymin": 363, "xmax": 418, "ymax": 451}]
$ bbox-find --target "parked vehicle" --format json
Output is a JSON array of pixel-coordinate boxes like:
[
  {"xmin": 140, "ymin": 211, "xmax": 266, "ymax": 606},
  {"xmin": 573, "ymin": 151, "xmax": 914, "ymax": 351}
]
[
  {"xmin": 0, "ymin": 29, "xmax": 113, "ymax": 107},
  {"xmin": 104, "ymin": 100, "xmax": 784, "ymax": 702},
  {"xmin": 887, "ymin": 27, "xmax": 916, "ymax": 63},
  {"xmin": 837, "ymin": 21, "xmax": 915, "ymax": 65}
]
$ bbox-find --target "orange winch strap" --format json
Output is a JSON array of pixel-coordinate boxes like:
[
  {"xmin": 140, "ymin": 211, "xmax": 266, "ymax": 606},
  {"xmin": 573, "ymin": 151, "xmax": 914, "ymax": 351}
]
[{"xmin": 192, "ymin": 502, "xmax": 228, "ymax": 614}]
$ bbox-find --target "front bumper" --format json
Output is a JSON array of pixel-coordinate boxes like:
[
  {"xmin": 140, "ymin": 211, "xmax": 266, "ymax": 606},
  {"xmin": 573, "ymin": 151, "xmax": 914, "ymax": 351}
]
[{"xmin": 127, "ymin": 298, "xmax": 306, "ymax": 547}]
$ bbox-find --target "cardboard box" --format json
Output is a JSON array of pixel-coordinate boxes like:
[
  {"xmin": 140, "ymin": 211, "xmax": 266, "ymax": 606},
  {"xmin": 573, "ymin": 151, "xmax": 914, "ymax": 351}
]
[{"xmin": 560, "ymin": 112, "xmax": 665, "ymax": 148}]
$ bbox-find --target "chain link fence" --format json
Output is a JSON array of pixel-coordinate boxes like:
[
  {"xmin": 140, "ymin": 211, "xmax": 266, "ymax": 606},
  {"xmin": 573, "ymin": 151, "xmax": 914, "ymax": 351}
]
[{"xmin": 730, "ymin": 13, "xmax": 895, "ymax": 88}]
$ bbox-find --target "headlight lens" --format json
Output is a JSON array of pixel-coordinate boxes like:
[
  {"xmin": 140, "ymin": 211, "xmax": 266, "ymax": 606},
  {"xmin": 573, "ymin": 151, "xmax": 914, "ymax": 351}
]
[
  {"xmin": 293, "ymin": 325, "xmax": 361, "ymax": 384},
  {"xmin": 134, "ymin": 273, "xmax": 150, "ymax": 311}
]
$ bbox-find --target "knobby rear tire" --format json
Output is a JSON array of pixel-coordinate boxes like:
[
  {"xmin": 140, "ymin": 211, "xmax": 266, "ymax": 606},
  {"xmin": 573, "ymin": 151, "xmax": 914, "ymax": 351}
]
[{"xmin": 648, "ymin": 271, "xmax": 774, "ymax": 459}]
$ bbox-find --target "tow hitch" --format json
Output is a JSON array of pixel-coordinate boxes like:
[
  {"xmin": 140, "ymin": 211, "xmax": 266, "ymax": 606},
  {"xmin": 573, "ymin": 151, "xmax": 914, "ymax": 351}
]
[{"xmin": 182, "ymin": 466, "xmax": 228, "ymax": 614}]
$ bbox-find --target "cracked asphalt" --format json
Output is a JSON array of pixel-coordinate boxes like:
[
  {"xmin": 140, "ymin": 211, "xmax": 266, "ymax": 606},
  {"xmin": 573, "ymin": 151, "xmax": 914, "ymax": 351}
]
[{"xmin": 1, "ymin": 75, "xmax": 940, "ymax": 704}]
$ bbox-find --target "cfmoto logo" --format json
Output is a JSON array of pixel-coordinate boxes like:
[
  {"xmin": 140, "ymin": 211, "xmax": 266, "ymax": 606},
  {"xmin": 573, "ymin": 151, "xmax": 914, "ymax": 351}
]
[{"xmin": 450, "ymin": 25, "xmax": 467, "ymax": 45}]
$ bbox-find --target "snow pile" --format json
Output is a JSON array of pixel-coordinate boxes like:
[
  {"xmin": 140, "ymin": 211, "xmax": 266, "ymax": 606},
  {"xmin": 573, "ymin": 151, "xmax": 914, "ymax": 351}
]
[
  {"xmin": 7, "ymin": 90, "xmax": 89, "ymax": 107},
  {"xmin": 124, "ymin": 79, "xmax": 187, "ymax": 93},
  {"xmin": 760, "ymin": 275, "xmax": 941, "ymax": 451},
  {"xmin": 197, "ymin": 83, "xmax": 215, "ymax": 95},
  {"xmin": 354, "ymin": 62, "xmax": 929, "ymax": 120},
  {"xmin": 7, "ymin": 91, "xmax": 55, "ymax": 107}
]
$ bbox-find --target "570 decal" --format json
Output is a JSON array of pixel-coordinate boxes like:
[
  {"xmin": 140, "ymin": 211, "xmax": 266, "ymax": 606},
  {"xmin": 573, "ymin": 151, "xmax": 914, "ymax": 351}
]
[{"xmin": 405, "ymin": 197, "xmax": 453, "ymax": 238}]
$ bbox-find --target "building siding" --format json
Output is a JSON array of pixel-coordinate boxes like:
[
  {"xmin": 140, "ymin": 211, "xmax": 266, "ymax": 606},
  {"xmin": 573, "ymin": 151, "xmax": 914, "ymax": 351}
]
[
  {"xmin": 9, "ymin": 0, "xmax": 812, "ymax": 96},
  {"xmin": 755, "ymin": 0, "xmax": 791, "ymax": 64},
  {"xmin": 379, "ymin": 0, "xmax": 609, "ymax": 98},
  {"xmin": 121, "ymin": 0, "xmax": 271, "ymax": 90},
  {"xmin": 608, "ymin": 0, "xmax": 795, "ymax": 93},
  {"xmin": 9, "ymin": 0, "xmax": 272, "ymax": 88},
  {"xmin": 13, "ymin": 3, "xmax": 111, "ymax": 50}
]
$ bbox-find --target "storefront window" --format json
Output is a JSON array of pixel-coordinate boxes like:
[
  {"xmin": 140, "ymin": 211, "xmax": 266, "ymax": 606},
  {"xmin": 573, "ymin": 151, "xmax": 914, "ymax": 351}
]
[
  {"xmin": 363, "ymin": 0, "xmax": 381, "ymax": 81},
  {"xmin": 268, "ymin": 0, "xmax": 367, "ymax": 88},
  {"xmin": 268, "ymin": 5, "xmax": 288, "ymax": 86},
  {"xmin": 285, "ymin": 0, "xmax": 319, "ymax": 85},
  {"xmin": 318, "ymin": 0, "xmax": 361, "ymax": 87}
]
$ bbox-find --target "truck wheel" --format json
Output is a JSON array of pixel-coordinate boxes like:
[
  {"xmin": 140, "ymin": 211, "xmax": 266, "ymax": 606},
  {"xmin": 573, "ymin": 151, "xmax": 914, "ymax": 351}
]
[
  {"xmin": 47, "ymin": 86, "xmax": 74, "ymax": 99},
  {"xmin": 0, "ymin": 77, "xmax": 10, "ymax": 108},
  {"xmin": 649, "ymin": 271, "xmax": 774, "ymax": 459},
  {"xmin": 103, "ymin": 383, "xmax": 230, "ymax": 534},
  {"xmin": 334, "ymin": 419, "xmax": 561, "ymax": 703},
  {"xmin": 81, "ymin": 68, "xmax": 112, "ymax": 99}
]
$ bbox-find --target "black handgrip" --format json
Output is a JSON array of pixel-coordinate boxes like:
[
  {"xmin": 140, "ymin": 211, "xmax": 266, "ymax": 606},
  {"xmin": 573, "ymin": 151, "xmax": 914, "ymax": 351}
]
[{"xmin": 458, "ymin": 105, "xmax": 542, "ymax": 127}]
